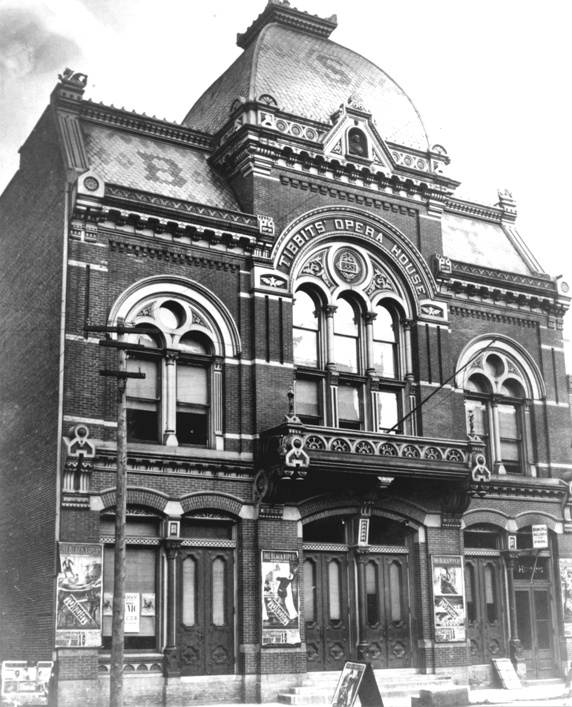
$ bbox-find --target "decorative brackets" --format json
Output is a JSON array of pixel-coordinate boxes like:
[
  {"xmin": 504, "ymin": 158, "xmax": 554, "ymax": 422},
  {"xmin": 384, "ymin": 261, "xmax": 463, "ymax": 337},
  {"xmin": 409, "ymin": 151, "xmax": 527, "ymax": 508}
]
[{"xmin": 62, "ymin": 424, "xmax": 96, "ymax": 494}]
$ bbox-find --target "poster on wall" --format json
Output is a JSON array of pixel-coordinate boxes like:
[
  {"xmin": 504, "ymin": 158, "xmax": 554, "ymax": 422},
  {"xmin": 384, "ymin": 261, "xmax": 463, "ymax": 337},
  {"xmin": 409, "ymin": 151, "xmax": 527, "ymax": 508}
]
[
  {"xmin": 55, "ymin": 542, "xmax": 102, "ymax": 648},
  {"xmin": 1, "ymin": 661, "xmax": 53, "ymax": 705},
  {"xmin": 431, "ymin": 555, "xmax": 466, "ymax": 643},
  {"xmin": 261, "ymin": 550, "xmax": 300, "ymax": 646},
  {"xmin": 559, "ymin": 558, "xmax": 572, "ymax": 637}
]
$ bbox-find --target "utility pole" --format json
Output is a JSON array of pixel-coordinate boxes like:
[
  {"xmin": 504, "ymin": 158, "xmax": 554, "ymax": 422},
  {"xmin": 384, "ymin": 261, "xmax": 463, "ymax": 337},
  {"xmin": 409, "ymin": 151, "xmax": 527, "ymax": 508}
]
[
  {"xmin": 88, "ymin": 322, "xmax": 146, "ymax": 707},
  {"xmin": 84, "ymin": 266, "xmax": 155, "ymax": 707}
]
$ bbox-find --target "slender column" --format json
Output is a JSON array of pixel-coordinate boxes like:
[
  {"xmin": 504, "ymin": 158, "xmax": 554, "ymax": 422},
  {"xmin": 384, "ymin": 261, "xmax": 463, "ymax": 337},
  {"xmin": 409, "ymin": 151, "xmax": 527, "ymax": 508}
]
[
  {"xmin": 491, "ymin": 397, "xmax": 504, "ymax": 473},
  {"xmin": 355, "ymin": 549, "xmax": 370, "ymax": 661},
  {"xmin": 213, "ymin": 358, "xmax": 224, "ymax": 450},
  {"xmin": 363, "ymin": 312, "xmax": 377, "ymax": 375},
  {"xmin": 323, "ymin": 304, "xmax": 338, "ymax": 370},
  {"xmin": 163, "ymin": 352, "xmax": 178, "ymax": 446},
  {"xmin": 402, "ymin": 318, "xmax": 414, "ymax": 381},
  {"xmin": 324, "ymin": 304, "xmax": 339, "ymax": 428},
  {"xmin": 501, "ymin": 550, "xmax": 526, "ymax": 678},
  {"xmin": 164, "ymin": 540, "xmax": 182, "ymax": 676}
]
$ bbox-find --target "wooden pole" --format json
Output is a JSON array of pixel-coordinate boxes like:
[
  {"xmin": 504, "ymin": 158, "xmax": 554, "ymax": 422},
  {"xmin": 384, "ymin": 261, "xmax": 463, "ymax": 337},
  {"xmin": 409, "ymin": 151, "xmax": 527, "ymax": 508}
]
[{"xmin": 110, "ymin": 342, "xmax": 127, "ymax": 707}]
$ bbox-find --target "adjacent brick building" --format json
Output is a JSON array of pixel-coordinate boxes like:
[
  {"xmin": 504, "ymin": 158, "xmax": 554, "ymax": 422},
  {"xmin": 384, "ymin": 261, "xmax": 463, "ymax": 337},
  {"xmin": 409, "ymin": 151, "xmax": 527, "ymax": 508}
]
[{"xmin": 2, "ymin": 2, "xmax": 572, "ymax": 705}]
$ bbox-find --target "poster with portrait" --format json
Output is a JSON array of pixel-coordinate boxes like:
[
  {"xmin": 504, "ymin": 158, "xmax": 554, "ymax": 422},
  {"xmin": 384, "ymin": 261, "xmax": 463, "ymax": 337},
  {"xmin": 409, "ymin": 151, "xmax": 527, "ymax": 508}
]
[
  {"xmin": 261, "ymin": 550, "xmax": 300, "ymax": 646},
  {"xmin": 560, "ymin": 558, "xmax": 572, "ymax": 636},
  {"xmin": 331, "ymin": 662, "xmax": 366, "ymax": 707},
  {"xmin": 55, "ymin": 543, "xmax": 102, "ymax": 648},
  {"xmin": 431, "ymin": 555, "xmax": 466, "ymax": 642}
]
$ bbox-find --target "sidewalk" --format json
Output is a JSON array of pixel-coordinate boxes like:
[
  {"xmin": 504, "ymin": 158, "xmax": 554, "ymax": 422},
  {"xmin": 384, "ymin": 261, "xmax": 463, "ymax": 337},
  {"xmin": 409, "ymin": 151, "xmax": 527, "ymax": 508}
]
[
  {"xmin": 178, "ymin": 681, "xmax": 568, "ymax": 707},
  {"xmin": 468, "ymin": 680, "xmax": 568, "ymax": 706}
]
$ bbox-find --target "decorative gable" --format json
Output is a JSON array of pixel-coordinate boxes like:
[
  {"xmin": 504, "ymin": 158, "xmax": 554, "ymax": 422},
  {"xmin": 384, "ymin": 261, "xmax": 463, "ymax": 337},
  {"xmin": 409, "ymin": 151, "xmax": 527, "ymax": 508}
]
[{"xmin": 322, "ymin": 97, "xmax": 394, "ymax": 173}]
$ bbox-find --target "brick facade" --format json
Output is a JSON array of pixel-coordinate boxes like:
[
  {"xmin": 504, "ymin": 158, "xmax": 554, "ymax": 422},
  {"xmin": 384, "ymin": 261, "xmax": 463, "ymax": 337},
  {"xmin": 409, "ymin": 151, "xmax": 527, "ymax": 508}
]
[{"xmin": 2, "ymin": 3, "xmax": 572, "ymax": 705}]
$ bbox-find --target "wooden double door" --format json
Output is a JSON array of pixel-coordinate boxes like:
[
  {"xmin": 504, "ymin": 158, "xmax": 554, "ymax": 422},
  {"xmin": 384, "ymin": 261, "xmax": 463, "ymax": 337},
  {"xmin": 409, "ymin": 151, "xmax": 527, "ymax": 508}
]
[
  {"xmin": 515, "ymin": 586, "xmax": 557, "ymax": 679},
  {"xmin": 178, "ymin": 547, "xmax": 234, "ymax": 676},
  {"xmin": 303, "ymin": 549, "xmax": 412, "ymax": 671},
  {"xmin": 465, "ymin": 557, "xmax": 505, "ymax": 664}
]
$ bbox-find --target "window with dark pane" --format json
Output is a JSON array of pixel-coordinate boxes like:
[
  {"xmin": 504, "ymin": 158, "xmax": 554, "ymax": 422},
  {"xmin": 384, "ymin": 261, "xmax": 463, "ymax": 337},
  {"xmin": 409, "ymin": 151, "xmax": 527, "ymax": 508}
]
[
  {"xmin": 333, "ymin": 298, "xmax": 359, "ymax": 373},
  {"xmin": 293, "ymin": 289, "xmax": 320, "ymax": 368},
  {"xmin": 372, "ymin": 305, "xmax": 396, "ymax": 378}
]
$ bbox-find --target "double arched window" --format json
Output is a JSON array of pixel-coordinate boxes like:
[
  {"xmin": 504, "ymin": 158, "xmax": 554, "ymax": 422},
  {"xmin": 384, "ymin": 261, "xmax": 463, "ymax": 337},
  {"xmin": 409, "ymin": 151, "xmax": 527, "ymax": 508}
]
[
  {"xmin": 109, "ymin": 277, "xmax": 241, "ymax": 450},
  {"xmin": 463, "ymin": 349, "xmax": 536, "ymax": 475},
  {"xmin": 293, "ymin": 287, "xmax": 402, "ymax": 432}
]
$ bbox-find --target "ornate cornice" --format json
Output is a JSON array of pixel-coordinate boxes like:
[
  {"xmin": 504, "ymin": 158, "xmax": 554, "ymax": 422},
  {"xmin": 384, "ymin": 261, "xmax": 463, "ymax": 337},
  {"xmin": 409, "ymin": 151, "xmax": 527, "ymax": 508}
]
[
  {"xmin": 212, "ymin": 122, "xmax": 456, "ymax": 197},
  {"xmin": 79, "ymin": 101, "xmax": 212, "ymax": 151},
  {"xmin": 481, "ymin": 480, "xmax": 564, "ymax": 502},
  {"xmin": 103, "ymin": 185, "xmax": 258, "ymax": 230},
  {"xmin": 236, "ymin": 1, "xmax": 337, "ymax": 49},
  {"xmin": 107, "ymin": 239, "xmax": 242, "ymax": 270},
  {"xmin": 449, "ymin": 306, "xmax": 540, "ymax": 327},
  {"xmin": 93, "ymin": 450, "xmax": 253, "ymax": 480},
  {"xmin": 445, "ymin": 198, "xmax": 503, "ymax": 222},
  {"xmin": 277, "ymin": 175, "xmax": 419, "ymax": 215},
  {"xmin": 450, "ymin": 261, "xmax": 554, "ymax": 292},
  {"xmin": 436, "ymin": 259, "xmax": 568, "ymax": 317}
]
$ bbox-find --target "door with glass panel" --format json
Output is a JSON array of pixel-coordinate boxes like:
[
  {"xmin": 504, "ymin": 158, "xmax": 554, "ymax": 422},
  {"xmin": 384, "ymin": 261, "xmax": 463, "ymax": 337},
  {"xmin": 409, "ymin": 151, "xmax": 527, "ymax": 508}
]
[
  {"xmin": 304, "ymin": 551, "xmax": 351, "ymax": 671},
  {"xmin": 464, "ymin": 557, "xmax": 505, "ymax": 664},
  {"xmin": 362, "ymin": 554, "xmax": 411, "ymax": 668},
  {"xmin": 515, "ymin": 588, "xmax": 557, "ymax": 678},
  {"xmin": 178, "ymin": 548, "xmax": 234, "ymax": 675}
]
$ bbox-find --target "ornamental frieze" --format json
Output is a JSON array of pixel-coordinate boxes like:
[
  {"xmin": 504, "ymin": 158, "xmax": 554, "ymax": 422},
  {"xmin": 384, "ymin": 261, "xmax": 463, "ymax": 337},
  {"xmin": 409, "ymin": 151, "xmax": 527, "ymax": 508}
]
[{"xmin": 273, "ymin": 207, "xmax": 437, "ymax": 302}]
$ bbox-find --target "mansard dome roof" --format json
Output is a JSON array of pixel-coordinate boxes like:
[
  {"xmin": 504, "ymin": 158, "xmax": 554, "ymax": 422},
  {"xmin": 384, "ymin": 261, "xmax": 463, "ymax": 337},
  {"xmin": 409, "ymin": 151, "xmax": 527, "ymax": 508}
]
[{"xmin": 182, "ymin": 4, "xmax": 430, "ymax": 152}]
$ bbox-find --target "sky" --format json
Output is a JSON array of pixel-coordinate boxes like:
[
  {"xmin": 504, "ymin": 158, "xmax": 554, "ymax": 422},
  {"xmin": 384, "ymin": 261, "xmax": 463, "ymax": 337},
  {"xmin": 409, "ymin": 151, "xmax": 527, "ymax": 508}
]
[{"xmin": 1, "ymin": 0, "xmax": 571, "ymax": 360}]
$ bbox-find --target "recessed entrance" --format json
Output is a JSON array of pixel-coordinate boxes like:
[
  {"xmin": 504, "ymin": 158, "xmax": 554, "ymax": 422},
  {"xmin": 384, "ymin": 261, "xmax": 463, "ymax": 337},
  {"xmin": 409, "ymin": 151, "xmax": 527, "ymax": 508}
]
[
  {"xmin": 303, "ymin": 513, "xmax": 414, "ymax": 671},
  {"xmin": 515, "ymin": 588, "xmax": 556, "ymax": 679}
]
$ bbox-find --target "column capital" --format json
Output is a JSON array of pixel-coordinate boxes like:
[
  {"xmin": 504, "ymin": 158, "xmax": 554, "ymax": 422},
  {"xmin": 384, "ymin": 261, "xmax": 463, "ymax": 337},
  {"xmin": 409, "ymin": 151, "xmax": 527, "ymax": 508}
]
[
  {"xmin": 363, "ymin": 311, "xmax": 377, "ymax": 324},
  {"xmin": 164, "ymin": 539, "xmax": 182, "ymax": 559},
  {"xmin": 165, "ymin": 351, "xmax": 179, "ymax": 364},
  {"xmin": 323, "ymin": 304, "xmax": 338, "ymax": 317}
]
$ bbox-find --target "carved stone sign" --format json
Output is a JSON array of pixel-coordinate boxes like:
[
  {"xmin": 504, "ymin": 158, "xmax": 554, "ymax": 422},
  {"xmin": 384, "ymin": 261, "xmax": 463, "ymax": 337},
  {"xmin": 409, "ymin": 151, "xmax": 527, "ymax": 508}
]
[{"xmin": 275, "ymin": 212, "xmax": 429, "ymax": 297}]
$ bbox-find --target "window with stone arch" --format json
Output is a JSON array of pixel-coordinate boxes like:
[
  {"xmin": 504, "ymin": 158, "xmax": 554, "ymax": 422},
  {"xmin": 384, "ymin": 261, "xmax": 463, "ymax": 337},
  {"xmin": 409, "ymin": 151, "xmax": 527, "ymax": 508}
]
[
  {"xmin": 292, "ymin": 284, "xmax": 404, "ymax": 432},
  {"xmin": 460, "ymin": 341, "xmax": 542, "ymax": 476},
  {"xmin": 109, "ymin": 278, "xmax": 241, "ymax": 450}
]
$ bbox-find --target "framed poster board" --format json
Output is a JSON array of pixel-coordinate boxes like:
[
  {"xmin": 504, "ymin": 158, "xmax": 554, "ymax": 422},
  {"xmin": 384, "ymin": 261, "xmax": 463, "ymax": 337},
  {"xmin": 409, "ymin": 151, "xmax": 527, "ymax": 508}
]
[
  {"xmin": 560, "ymin": 558, "xmax": 572, "ymax": 637},
  {"xmin": 431, "ymin": 555, "xmax": 466, "ymax": 642},
  {"xmin": 261, "ymin": 550, "xmax": 300, "ymax": 646},
  {"xmin": 1, "ymin": 661, "xmax": 53, "ymax": 705},
  {"xmin": 55, "ymin": 542, "xmax": 103, "ymax": 648},
  {"xmin": 331, "ymin": 662, "xmax": 366, "ymax": 707}
]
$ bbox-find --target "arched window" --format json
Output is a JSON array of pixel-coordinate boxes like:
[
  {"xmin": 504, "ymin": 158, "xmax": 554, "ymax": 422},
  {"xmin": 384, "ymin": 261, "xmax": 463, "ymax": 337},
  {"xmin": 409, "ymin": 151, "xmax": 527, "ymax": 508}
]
[
  {"xmin": 124, "ymin": 299, "xmax": 222, "ymax": 448},
  {"xmin": 292, "ymin": 287, "xmax": 404, "ymax": 431},
  {"xmin": 464, "ymin": 350, "xmax": 534, "ymax": 475}
]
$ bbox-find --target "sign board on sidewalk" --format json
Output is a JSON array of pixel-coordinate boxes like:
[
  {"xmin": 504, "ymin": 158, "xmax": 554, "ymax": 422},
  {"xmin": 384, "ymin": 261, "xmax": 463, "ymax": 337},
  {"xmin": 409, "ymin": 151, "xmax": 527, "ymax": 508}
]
[
  {"xmin": 492, "ymin": 658, "xmax": 521, "ymax": 689},
  {"xmin": 331, "ymin": 661, "xmax": 384, "ymax": 707}
]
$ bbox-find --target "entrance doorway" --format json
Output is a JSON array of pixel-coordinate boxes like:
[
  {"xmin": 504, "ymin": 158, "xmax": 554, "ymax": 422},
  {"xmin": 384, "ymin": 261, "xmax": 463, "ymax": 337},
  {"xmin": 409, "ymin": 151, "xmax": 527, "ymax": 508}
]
[
  {"xmin": 178, "ymin": 546, "xmax": 234, "ymax": 675},
  {"xmin": 177, "ymin": 516, "xmax": 236, "ymax": 676},
  {"xmin": 515, "ymin": 587, "xmax": 556, "ymax": 679},
  {"xmin": 304, "ymin": 550, "xmax": 352, "ymax": 671},
  {"xmin": 302, "ymin": 513, "xmax": 414, "ymax": 671},
  {"xmin": 465, "ymin": 557, "xmax": 505, "ymax": 663},
  {"xmin": 362, "ymin": 554, "xmax": 412, "ymax": 669}
]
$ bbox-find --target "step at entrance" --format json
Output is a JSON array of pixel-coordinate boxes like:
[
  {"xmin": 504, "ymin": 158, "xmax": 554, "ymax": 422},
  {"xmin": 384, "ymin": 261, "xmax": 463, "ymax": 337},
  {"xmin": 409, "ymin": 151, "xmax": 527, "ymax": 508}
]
[{"xmin": 277, "ymin": 671, "xmax": 455, "ymax": 705}]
